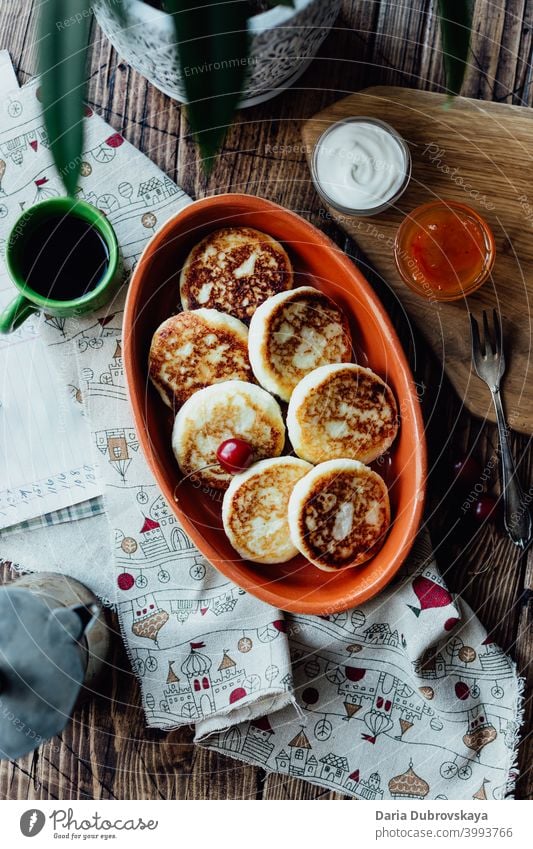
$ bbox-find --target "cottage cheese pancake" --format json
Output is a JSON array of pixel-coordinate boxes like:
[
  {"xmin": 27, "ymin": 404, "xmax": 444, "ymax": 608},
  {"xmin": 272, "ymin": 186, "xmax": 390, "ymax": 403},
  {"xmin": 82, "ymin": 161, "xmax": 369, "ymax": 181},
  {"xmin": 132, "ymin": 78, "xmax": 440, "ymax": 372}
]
[
  {"xmin": 180, "ymin": 227, "xmax": 293, "ymax": 322},
  {"xmin": 288, "ymin": 459, "xmax": 390, "ymax": 571},
  {"xmin": 248, "ymin": 286, "xmax": 352, "ymax": 401},
  {"xmin": 172, "ymin": 381, "xmax": 285, "ymax": 490},
  {"xmin": 149, "ymin": 309, "xmax": 252, "ymax": 409},
  {"xmin": 222, "ymin": 457, "xmax": 313, "ymax": 563},
  {"xmin": 287, "ymin": 363, "xmax": 398, "ymax": 464}
]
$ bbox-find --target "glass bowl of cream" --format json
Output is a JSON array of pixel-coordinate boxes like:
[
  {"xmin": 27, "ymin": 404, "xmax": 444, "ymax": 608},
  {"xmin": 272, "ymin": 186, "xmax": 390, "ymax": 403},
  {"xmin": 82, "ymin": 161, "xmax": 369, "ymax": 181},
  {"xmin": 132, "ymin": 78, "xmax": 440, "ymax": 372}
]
[{"xmin": 311, "ymin": 117, "xmax": 412, "ymax": 216}]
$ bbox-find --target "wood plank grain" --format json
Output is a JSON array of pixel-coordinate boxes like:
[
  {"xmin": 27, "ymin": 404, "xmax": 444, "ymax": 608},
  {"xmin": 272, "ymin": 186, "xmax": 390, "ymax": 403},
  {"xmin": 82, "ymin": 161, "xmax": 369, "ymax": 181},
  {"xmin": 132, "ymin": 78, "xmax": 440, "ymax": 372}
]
[
  {"xmin": 0, "ymin": 0, "xmax": 531, "ymax": 802},
  {"xmin": 302, "ymin": 86, "xmax": 533, "ymax": 435}
]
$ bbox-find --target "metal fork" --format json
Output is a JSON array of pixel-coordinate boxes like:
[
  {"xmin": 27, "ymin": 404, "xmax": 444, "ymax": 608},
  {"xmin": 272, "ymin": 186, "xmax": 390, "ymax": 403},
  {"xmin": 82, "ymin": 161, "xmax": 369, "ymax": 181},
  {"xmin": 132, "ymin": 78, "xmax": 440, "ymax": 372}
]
[{"xmin": 469, "ymin": 309, "xmax": 532, "ymax": 549}]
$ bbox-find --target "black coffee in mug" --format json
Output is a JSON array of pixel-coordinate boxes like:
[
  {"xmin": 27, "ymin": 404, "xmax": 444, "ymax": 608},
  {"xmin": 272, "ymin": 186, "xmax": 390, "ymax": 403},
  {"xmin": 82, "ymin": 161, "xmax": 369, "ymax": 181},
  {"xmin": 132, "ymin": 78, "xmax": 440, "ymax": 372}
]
[
  {"xmin": 19, "ymin": 212, "xmax": 110, "ymax": 301},
  {"xmin": 1, "ymin": 197, "xmax": 120, "ymax": 335}
]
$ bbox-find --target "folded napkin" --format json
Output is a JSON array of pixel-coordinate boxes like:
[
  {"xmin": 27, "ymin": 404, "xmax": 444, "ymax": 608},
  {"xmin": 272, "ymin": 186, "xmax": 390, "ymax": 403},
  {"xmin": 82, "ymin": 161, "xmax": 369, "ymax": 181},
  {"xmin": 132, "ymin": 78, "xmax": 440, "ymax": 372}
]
[
  {"xmin": 205, "ymin": 540, "xmax": 524, "ymax": 801},
  {"xmin": 0, "ymin": 56, "xmax": 523, "ymax": 799}
]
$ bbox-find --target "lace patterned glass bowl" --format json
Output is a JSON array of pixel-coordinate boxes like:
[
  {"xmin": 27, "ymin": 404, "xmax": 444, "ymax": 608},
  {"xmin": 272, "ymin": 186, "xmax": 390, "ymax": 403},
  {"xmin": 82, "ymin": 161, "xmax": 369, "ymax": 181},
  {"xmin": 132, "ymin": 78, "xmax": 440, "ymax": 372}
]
[{"xmin": 94, "ymin": 0, "xmax": 341, "ymax": 107}]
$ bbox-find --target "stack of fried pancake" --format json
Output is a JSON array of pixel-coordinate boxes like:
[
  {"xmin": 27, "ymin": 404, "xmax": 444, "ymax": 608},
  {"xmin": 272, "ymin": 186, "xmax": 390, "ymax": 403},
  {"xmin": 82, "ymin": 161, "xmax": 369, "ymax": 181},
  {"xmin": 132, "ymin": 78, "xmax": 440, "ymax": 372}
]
[
  {"xmin": 149, "ymin": 309, "xmax": 252, "ymax": 409},
  {"xmin": 223, "ymin": 457, "xmax": 312, "ymax": 563},
  {"xmin": 248, "ymin": 286, "xmax": 352, "ymax": 401},
  {"xmin": 180, "ymin": 227, "xmax": 293, "ymax": 322},
  {"xmin": 149, "ymin": 225, "xmax": 398, "ymax": 571},
  {"xmin": 287, "ymin": 363, "xmax": 398, "ymax": 465},
  {"xmin": 173, "ymin": 381, "xmax": 285, "ymax": 490},
  {"xmin": 288, "ymin": 460, "xmax": 391, "ymax": 571}
]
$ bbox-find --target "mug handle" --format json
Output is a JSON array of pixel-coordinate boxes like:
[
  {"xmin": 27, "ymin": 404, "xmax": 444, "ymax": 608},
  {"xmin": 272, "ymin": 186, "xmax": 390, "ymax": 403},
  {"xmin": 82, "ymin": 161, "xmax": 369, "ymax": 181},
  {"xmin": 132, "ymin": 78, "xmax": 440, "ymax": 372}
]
[{"xmin": 0, "ymin": 294, "xmax": 37, "ymax": 334}]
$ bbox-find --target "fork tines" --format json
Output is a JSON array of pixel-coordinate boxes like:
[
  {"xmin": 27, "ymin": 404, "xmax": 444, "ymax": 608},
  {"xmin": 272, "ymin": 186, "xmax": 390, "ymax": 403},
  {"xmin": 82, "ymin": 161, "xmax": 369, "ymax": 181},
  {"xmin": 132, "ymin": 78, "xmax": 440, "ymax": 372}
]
[{"xmin": 470, "ymin": 309, "xmax": 502, "ymax": 359}]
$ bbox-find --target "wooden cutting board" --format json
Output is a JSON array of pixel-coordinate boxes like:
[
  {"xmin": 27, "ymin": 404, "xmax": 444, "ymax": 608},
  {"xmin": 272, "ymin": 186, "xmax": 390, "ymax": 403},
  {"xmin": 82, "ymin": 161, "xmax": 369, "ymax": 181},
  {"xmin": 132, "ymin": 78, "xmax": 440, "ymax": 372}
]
[{"xmin": 302, "ymin": 87, "xmax": 533, "ymax": 435}]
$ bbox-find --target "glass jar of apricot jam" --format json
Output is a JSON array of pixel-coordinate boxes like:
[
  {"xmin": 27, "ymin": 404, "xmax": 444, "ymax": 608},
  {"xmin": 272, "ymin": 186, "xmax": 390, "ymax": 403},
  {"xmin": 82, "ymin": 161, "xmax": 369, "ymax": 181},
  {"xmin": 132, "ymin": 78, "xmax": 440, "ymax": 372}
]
[{"xmin": 394, "ymin": 200, "xmax": 495, "ymax": 301}]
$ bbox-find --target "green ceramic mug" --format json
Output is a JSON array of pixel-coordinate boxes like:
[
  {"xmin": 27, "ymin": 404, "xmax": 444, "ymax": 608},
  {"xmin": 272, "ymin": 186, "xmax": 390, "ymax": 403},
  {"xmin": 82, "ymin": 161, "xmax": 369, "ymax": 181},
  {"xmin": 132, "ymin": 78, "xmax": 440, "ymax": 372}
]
[{"xmin": 0, "ymin": 197, "xmax": 121, "ymax": 334}]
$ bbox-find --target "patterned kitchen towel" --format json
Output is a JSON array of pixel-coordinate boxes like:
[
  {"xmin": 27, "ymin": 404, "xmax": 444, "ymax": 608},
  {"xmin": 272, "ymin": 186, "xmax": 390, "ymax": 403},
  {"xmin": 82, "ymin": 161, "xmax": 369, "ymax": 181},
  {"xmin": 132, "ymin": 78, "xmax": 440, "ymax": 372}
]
[
  {"xmin": 0, "ymin": 55, "xmax": 523, "ymax": 799},
  {"xmin": 202, "ymin": 532, "xmax": 524, "ymax": 800},
  {"xmin": 0, "ymin": 54, "xmax": 295, "ymax": 728}
]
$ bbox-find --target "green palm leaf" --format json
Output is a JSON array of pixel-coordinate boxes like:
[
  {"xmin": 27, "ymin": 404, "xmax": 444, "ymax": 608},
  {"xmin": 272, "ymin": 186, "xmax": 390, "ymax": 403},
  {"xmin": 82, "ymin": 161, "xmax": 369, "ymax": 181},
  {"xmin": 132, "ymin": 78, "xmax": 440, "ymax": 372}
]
[
  {"xmin": 438, "ymin": 0, "xmax": 474, "ymax": 96},
  {"xmin": 163, "ymin": 0, "xmax": 250, "ymax": 170},
  {"xmin": 38, "ymin": 0, "xmax": 470, "ymax": 187},
  {"xmin": 38, "ymin": 0, "xmax": 92, "ymax": 196}
]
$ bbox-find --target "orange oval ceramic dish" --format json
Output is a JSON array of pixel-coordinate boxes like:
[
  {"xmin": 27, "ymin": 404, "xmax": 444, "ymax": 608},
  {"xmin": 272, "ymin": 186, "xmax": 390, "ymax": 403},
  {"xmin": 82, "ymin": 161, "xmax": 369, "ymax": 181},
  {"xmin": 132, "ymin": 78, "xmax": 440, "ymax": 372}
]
[{"xmin": 123, "ymin": 194, "xmax": 426, "ymax": 614}]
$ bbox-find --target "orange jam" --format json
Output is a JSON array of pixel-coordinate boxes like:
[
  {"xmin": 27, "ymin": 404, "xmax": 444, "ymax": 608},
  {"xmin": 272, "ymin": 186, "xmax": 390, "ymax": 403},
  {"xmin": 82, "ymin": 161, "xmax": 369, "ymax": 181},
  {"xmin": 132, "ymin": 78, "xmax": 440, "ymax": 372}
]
[{"xmin": 394, "ymin": 200, "xmax": 495, "ymax": 301}]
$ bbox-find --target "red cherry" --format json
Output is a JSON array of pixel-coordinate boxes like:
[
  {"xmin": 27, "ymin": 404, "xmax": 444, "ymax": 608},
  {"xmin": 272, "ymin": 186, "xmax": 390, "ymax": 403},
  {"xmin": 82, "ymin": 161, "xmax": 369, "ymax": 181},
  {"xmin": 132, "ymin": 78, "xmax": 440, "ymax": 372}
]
[
  {"xmin": 117, "ymin": 572, "xmax": 134, "ymax": 591},
  {"xmin": 216, "ymin": 438, "xmax": 253, "ymax": 474},
  {"xmin": 444, "ymin": 617, "xmax": 459, "ymax": 632},
  {"xmin": 451, "ymin": 455, "xmax": 482, "ymax": 490},
  {"xmin": 473, "ymin": 495, "xmax": 498, "ymax": 524}
]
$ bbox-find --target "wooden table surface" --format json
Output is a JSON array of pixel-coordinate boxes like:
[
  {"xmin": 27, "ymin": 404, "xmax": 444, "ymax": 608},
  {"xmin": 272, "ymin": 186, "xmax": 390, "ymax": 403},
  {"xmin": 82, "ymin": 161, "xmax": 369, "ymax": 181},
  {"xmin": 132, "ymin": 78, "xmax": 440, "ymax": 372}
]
[{"xmin": 0, "ymin": 0, "xmax": 531, "ymax": 800}]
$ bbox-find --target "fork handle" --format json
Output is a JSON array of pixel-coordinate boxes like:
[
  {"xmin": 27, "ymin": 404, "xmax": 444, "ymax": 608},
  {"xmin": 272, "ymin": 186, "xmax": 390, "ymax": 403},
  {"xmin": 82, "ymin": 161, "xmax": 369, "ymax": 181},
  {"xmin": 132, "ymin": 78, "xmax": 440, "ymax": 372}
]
[{"xmin": 492, "ymin": 389, "xmax": 532, "ymax": 549}]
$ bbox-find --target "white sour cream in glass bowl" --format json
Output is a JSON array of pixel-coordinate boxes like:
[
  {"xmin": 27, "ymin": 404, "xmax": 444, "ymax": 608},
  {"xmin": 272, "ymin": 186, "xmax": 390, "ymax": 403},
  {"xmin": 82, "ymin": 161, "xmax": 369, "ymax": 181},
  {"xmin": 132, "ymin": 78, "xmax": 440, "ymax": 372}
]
[{"xmin": 311, "ymin": 117, "xmax": 411, "ymax": 216}]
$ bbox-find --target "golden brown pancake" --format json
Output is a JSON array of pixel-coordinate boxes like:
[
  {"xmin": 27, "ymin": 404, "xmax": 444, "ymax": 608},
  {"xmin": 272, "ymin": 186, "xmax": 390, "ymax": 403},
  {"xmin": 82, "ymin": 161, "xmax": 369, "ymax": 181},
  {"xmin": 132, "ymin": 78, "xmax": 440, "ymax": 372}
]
[
  {"xmin": 222, "ymin": 457, "xmax": 312, "ymax": 563},
  {"xmin": 172, "ymin": 380, "xmax": 285, "ymax": 490},
  {"xmin": 248, "ymin": 286, "xmax": 352, "ymax": 401},
  {"xmin": 180, "ymin": 227, "xmax": 293, "ymax": 322},
  {"xmin": 149, "ymin": 309, "xmax": 252, "ymax": 409},
  {"xmin": 288, "ymin": 459, "xmax": 390, "ymax": 571},
  {"xmin": 287, "ymin": 363, "xmax": 398, "ymax": 464}
]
